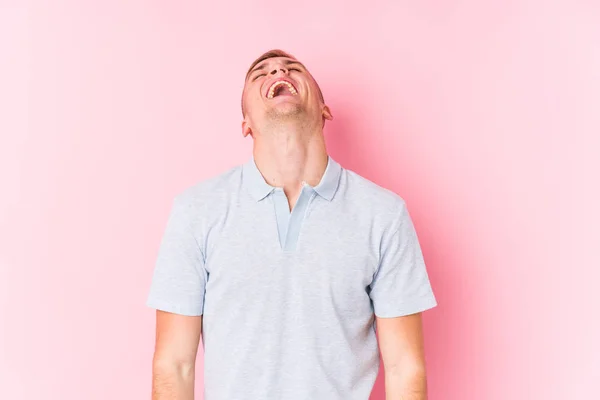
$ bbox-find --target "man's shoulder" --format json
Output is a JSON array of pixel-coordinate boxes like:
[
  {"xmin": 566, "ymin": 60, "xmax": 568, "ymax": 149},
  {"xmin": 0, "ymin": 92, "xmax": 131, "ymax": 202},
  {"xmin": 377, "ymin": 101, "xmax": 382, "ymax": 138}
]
[
  {"xmin": 173, "ymin": 162, "xmax": 244, "ymax": 209},
  {"xmin": 342, "ymin": 167, "xmax": 408, "ymax": 214}
]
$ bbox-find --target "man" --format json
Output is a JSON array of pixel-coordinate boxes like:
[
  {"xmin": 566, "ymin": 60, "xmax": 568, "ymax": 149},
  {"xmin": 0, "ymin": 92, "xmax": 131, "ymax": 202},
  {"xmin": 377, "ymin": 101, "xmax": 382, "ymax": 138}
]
[{"xmin": 147, "ymin": 49, "xmax": 437, "ymax": 400}]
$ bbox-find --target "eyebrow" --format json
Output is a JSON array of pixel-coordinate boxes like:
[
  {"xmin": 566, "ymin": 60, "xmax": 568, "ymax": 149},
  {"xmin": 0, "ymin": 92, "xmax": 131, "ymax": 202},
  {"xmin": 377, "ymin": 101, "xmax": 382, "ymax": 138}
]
[
  {"xmin": 284, "ymin": 60, "xmax": 305, "ymax": 68},
  {"xmin": 246, "ymin": 59, "xmax": 306, "ymax": 80}
]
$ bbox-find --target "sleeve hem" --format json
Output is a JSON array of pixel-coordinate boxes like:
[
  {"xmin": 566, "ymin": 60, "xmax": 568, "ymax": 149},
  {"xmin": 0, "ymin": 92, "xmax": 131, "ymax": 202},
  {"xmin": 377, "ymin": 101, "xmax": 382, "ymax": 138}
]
[
  {"xmin": 373, "ymin": 295, "xmax": 437, "ymax": 318},
  {"xmin": 146, "ymin": 298, "xmax": 203, "ymax": 317}
]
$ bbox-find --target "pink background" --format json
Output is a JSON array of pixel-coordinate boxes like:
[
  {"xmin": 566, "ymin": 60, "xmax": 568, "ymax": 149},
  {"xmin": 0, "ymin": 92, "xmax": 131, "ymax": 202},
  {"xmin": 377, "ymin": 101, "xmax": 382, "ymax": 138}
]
[{"xmin": 1, "ymin": 1, "xmax": 599, "ymax": 399}]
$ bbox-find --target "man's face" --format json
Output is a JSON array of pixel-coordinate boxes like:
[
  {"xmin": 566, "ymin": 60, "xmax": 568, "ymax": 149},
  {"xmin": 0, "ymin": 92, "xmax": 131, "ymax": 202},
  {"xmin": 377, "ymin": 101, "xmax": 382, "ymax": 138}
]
[{"xmin": 242, "ymin": 56, "xmax": 331, "ymax": 136}]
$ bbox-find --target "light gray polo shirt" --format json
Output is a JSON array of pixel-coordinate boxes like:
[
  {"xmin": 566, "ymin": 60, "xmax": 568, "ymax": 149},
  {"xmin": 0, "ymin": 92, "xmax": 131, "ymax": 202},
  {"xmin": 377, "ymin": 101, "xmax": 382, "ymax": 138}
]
[{"xmin": 146, "ymin": 156, "xmax": 437, "ymax": 400}]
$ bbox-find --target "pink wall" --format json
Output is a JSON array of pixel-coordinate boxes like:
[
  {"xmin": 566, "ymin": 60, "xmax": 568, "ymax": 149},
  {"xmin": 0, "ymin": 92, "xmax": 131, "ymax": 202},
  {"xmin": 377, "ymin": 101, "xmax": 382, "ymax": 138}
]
[{"xmin": 1, "ymin": 1, "xmax": 599, "ymax": 399}]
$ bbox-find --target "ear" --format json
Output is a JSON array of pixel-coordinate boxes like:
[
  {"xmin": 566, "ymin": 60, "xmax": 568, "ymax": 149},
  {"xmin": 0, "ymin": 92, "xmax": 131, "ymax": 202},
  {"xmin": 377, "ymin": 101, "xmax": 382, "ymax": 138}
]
[
  {"xmin": 322, "ymin": 105, "xmax": 333, "ymax": 121},
  {"xmin": 242, "ymin": 119, "xmax": 253, "ymax": 138}
]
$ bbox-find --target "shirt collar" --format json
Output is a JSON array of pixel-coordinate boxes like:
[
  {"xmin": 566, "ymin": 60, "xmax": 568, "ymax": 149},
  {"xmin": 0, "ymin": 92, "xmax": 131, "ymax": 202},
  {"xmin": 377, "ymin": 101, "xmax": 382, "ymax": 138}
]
[{"xmin": 242, "ymin": 156, "xmax": 342, "ymax": 202}]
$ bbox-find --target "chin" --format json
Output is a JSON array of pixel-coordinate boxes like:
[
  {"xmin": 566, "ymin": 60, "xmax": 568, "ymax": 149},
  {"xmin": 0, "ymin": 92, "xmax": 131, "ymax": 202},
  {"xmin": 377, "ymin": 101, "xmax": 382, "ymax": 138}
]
[{"xmin": 266, "ymin": 104, "xmax": 304, "ymax": 119}]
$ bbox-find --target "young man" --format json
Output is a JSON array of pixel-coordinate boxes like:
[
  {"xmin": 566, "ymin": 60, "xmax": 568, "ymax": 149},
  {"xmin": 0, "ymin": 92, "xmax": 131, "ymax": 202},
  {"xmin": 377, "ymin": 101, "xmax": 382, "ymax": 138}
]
[{"xmin": 147, "ymin": 49, "xmax": 437, "ymax": 400}]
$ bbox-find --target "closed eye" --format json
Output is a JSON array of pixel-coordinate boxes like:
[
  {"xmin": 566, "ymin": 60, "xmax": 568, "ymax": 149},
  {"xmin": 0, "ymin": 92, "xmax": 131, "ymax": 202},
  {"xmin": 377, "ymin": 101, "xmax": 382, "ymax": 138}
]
[{"xmin": 252, "ymin": 73, "xmax": 266, "ymax": 81}]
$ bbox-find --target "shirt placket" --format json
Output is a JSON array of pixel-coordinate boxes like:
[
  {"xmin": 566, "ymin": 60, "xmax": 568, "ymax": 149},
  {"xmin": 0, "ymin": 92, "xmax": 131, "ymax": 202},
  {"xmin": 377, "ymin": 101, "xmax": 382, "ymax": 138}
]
[{"xmin": 271, "ymin": 183, "xmax": 317, "ymax": 251}]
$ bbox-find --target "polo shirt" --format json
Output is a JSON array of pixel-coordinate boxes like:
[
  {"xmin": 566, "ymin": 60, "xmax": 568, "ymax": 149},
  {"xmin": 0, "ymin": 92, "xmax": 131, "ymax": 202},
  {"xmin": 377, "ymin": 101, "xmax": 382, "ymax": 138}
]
[{"xmin": 146, "ymin": 156, "xmax": 437, "ymax": 400}]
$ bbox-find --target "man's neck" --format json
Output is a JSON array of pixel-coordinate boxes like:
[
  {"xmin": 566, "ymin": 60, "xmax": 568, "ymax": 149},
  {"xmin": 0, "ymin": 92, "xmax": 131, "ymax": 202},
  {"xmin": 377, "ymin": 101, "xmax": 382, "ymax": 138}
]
[{"xmin": 252, "ymin": 123, "xmax": 328, "ymax": 194}]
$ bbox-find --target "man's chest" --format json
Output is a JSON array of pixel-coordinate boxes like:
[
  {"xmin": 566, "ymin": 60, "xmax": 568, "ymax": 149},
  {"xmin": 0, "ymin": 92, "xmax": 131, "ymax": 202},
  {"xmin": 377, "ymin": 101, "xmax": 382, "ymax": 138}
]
[{"xmin": 200, "ymin": 207, "xmax": 379, "ymax": 318}]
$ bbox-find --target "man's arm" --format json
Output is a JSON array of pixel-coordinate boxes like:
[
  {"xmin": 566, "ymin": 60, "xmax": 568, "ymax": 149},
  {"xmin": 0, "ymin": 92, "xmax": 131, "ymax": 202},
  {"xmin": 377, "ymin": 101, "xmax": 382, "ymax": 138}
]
[
  {"xmin": 151, "ymin": 310, "xmax": 202, "ymax": 400},
  {"xmin": 376, "ymin": 312, "xmax": 428, "ymax": 400}
]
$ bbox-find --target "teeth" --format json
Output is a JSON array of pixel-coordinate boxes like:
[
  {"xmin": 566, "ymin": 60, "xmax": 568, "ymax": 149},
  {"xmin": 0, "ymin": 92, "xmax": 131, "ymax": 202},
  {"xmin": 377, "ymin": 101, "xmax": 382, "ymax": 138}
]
[{"xmin": 267, "ymin": 80, "xmax": 297, "ymax": 99}]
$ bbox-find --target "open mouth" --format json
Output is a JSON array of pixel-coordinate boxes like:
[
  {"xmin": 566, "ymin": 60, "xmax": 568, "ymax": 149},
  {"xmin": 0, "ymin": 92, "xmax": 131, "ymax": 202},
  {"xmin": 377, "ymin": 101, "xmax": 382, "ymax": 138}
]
[{"xmin": 266, "ymin": 80, "xmax": 298, "ymax": 99}]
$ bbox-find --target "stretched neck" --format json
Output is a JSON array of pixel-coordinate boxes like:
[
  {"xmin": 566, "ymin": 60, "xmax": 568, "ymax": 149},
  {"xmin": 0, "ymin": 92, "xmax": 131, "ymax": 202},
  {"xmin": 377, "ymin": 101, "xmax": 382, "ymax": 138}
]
[{"xmin": 252, "ymin": 120, "xmax": 328, "ymax": 192}]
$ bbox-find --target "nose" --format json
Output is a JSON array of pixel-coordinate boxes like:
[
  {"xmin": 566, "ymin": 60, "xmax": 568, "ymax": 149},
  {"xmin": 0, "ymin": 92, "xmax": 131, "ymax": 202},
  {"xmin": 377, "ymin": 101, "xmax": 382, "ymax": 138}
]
[{"xmin": 270, "ymin": 67, "xmax": 288, "ymax": 75}]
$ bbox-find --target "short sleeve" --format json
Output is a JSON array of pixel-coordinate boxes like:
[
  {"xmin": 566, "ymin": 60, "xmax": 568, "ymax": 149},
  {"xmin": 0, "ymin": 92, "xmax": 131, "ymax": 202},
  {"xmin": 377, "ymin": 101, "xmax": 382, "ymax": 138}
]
[
  {"xmin": 146, "ymin": 195, "xmax": 207, "ymax": 316},
  {"xmin": 369, "ymin": 201, "xmax": 437, "ymax": 318}
]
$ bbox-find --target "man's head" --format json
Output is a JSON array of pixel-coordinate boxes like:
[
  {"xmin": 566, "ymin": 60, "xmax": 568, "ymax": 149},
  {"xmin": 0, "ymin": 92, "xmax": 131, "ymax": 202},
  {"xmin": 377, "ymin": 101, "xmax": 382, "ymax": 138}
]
[{"xmin": 241, "ymin": 49, "xmax": 332, "ymax": 137}]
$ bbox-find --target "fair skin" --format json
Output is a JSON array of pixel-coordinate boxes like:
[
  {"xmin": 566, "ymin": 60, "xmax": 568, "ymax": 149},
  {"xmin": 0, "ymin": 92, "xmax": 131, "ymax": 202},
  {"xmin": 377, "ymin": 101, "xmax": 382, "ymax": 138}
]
[
  {"xmin": 241, "ymin": 56, "xmax": 332, "ymax": 209},
  {"xmin": 151, "ymin": 55, "xmax": 429, "ymax": 399},
  {"xmin": 151, "ymin": 311, "xmax": 201, "ymax": 399},
  {"xmin": 377, "ymin": 313, "xmax": 429, "ymax": 399}
]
